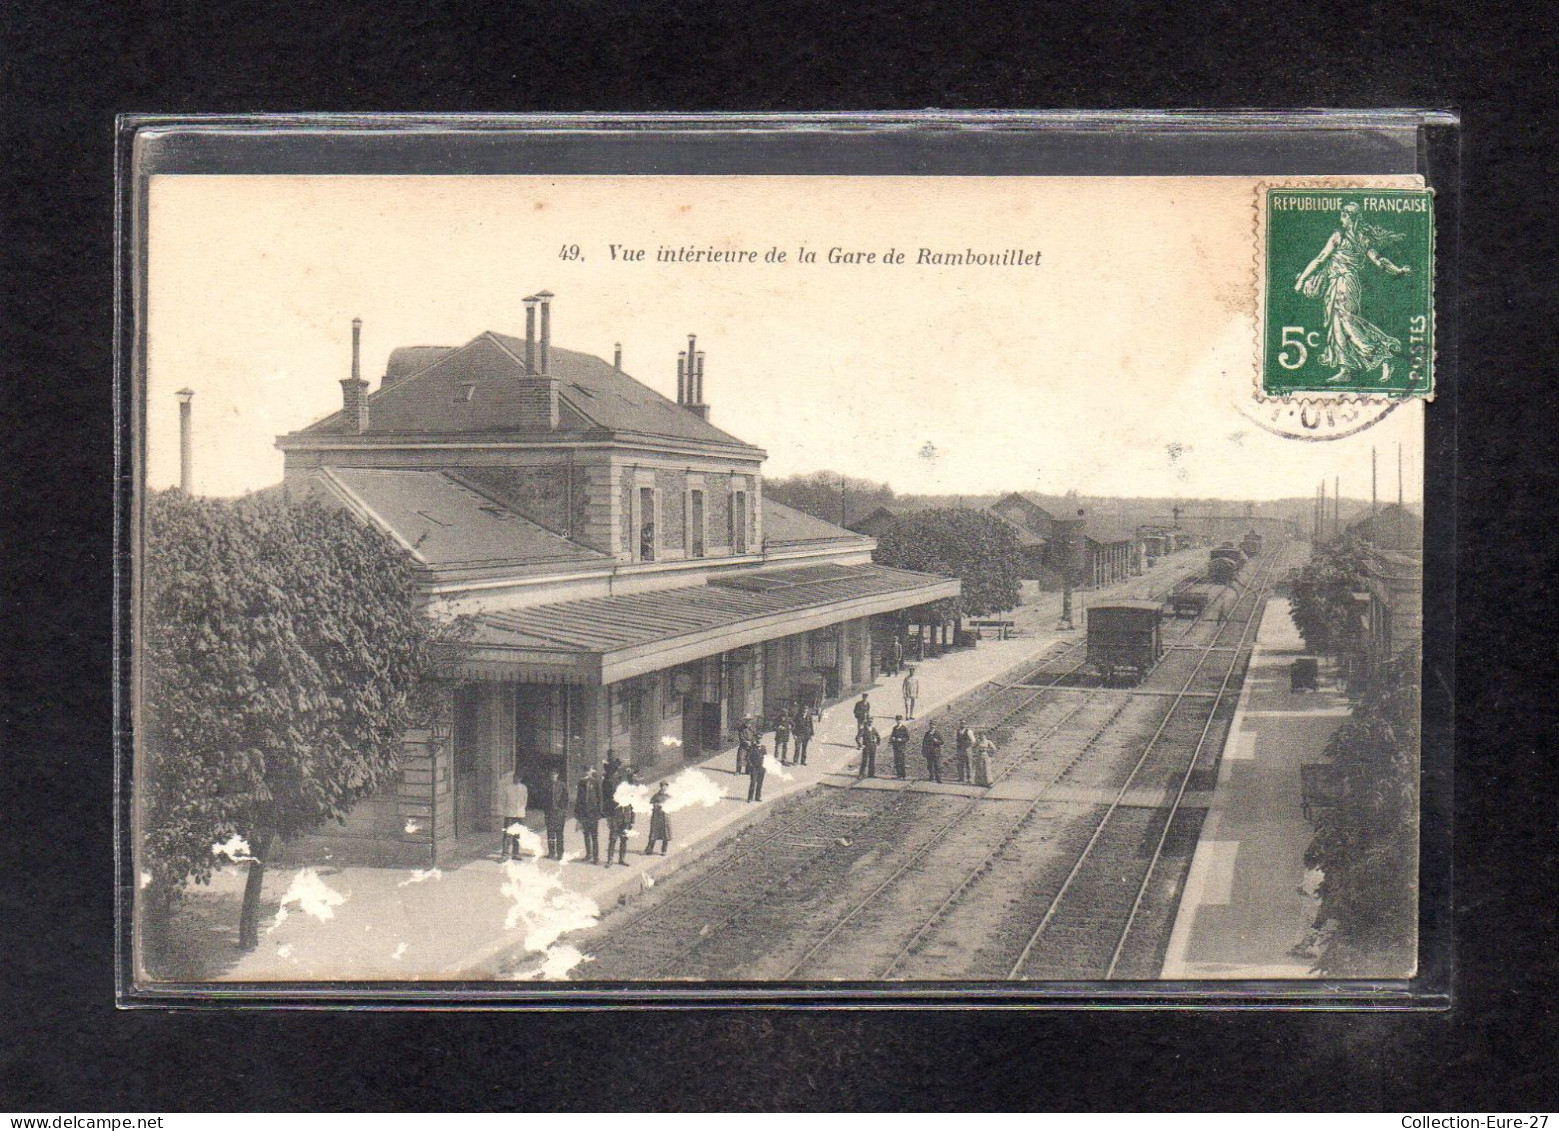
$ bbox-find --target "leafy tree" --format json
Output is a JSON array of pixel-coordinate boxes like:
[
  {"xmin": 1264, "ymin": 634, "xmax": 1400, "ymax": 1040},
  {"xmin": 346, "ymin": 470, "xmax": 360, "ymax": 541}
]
[
  {"xmin": 141, "ymin": 490, "xmax": 471, "ymax": 950},
  {"xmin": 1289, "ymin": 540, "xmax": 1366, "ymax": 654},
  {"xmin": 1304, "ymin": 644, "xmax": 1421, "ymax": 976},
  {"xmin": 872, "ymin": 507, "xmax": 1022, "ymax": 618}
]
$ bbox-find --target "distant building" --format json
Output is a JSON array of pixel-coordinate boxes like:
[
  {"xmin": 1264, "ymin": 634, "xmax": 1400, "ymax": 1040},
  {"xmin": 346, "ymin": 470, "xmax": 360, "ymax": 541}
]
[
  {"xmin": 1084, "ymin": 523, "xmax": 1140, "ymax": 586},
  {"xmin": 848, "ymin": 505, "xmax": 900, "ymax": 540},
  {"xmin": 275, "ymin": 295, "xmax": 958, "ymax": 865},
  {"xmin": 988, "ymin": 492, "xmax": 1079, "ymax": 587},
  {"xmin": 1344, "ymin": 505, "xmax": 1423, "ymax": 683}
]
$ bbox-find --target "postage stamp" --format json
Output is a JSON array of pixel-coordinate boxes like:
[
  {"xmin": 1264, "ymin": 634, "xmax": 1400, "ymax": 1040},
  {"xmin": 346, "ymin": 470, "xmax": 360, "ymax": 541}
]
[{"xmin": 1259, "ymin": 186, "xmax": 1434, "ymax": 399}]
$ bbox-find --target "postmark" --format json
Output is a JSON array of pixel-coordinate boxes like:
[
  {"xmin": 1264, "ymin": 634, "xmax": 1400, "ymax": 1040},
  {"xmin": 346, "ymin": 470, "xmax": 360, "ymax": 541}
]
[{"xmin": 1260, "ymin": 186, "xmax": 1434, "ymax": 399}]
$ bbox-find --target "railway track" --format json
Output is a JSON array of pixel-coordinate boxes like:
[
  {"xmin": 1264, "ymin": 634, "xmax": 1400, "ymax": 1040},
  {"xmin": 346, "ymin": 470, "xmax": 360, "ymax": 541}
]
[
  {"xmin": 1003, "ymin": 543, "xmax": 1287, "ymax": 981},
  {"xmin": 568, "ymin": 543, "xmax": 1292, "ymax": 983}
]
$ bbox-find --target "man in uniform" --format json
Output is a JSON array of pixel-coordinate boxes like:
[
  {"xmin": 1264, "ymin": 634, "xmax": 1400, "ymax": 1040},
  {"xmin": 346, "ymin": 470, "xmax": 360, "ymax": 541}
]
[
  {"xmin": 605, "ymin": 770, "xmax": 635, "ymax": 867},
  {"xmin": 574, "ymin": 766, "xmax": 603, "ymax": 865},
  {"xmin": 922, "ymin": 721, "xmax": 944, "ymax": 784},
  {"xmin": 774, "ymin": 714, "xmax": 792, "ymax": 765},
  {"xmin": 602, "ymin": 750, "xmax": 624, "ymax": 818},
  {"xmin": 792, "ymin": 709, "xmax": 814, "ymax": 766},
  {"xmin": 543, "ymin": 769, "xmax": 569, "ymax": 860},
  {"xmin": 955, "ymin": 720, "xmax": 975, "ymax": 784},
  {"xmin": 888, "ymin": 635, "xmax": 904, "ymax": 676},
  {"xmin": 736, "ymin": 715, "xmax": 756, "ymax": 775},
  {"xmin": 853, "ymin": 693, "xmax": 872, "ymax": 748},
  {"xmin": 747, "ymin": 740, "xmax": 768, "ymax": 802},
  {"xmin": 859, "ymin": 721, "xmax": 881, "ymax": 778},
  {"xmin": 889, "ymin": 715, "xmax": 912, "ymax": 779}
]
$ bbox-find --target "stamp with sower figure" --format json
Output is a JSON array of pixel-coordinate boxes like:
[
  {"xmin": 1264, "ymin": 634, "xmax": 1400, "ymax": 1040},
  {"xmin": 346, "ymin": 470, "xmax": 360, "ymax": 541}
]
[{"xmin": 1260, "ymin": 187, "xmax": 1434, "ymax": 400}]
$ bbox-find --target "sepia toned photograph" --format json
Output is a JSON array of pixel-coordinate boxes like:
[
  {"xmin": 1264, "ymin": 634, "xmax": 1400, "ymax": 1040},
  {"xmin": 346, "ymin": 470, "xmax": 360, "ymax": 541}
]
[{"xmin": 129, "ymin": 170, "xmax": 1427, "ymax": 992}]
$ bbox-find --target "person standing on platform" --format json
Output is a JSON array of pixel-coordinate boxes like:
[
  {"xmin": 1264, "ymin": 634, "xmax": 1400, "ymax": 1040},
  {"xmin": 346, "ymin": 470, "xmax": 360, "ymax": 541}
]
[
  {"xmin": 922, "ymin": 722, "xmax": 944, "ymax": 784},
  {"xmin": 606, "ymin": 778, "xmax": 635, "ymax": 866},
  {"xmin": 889, "ymin": 635, "xmax": 904, "ymax": 676},
  {"xmin": 889, "ymin": 716, "xmax": 911, "ymax": 779},
  {"xmin": 499, "ymin": 770, "xmax": 529, "ymax": 861},
  {"xmin": 747, "ymin": 740, "xmax": 768, "ymax": 802},
  {"xmin": 543, "ymin": 769, "xmax": 569, "ymax": 860},
  {"xmin": 859, "ymin": 722, "xmax": 881, "ymax": 778},
  {"xmin": 774, "ymin": 714, "xmax": 792, "ymax": 765},
  {"xmin": 736, "ymin": 715, "xmax": 756, "ymax": 775},
  {"xmin": 574, "ymin": 766, "xmax": 603, "ymax": 865},
  {"xmin": 902, "ymin": 668, "xmax": 920, "ymax": 720},
  {"xmin": 972, "ymin": 731, "xmax": 996, "ymax": 788},
  {"xmin": 955, "ymin": 721, "xmax": 975, "ymax": 784},
  {"xmin": 792, "ymin": 709, "xmax": 814, "ymax": 766},
  {"xmin": 644, "ymin": 782, "xmax": 671, "ymax": 855},
  {"xmin": 602, "ymin": 751, "xmax": 623, "ymax": 818},
  {"xmin": 853, "ymin": 693, "xmax": 872, "ymax": 748}
]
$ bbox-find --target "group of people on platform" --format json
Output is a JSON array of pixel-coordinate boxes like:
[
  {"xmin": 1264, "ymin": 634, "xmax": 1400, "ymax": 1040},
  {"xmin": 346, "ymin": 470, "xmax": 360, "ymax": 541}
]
[
  {"xmin": 494, "ymin": 648, "xmax": 994, "ymax": 867},
  {"xmin": 853, "ymin": 701, "xmax": 997, "ymax": 785},
  {"xmin": 497, "ymin": 753, "xmax": 673, "ymax": 867},
  {"xmin": 733, "ymin": 704, "xmax": 816, "ymax": 803}
]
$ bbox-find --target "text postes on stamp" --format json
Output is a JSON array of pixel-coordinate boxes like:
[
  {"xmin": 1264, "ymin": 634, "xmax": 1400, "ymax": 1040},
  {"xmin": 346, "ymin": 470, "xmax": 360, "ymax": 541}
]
[{"xmin": 1261, "ymin": 187, "xmax": 1434, "ymax": 399}]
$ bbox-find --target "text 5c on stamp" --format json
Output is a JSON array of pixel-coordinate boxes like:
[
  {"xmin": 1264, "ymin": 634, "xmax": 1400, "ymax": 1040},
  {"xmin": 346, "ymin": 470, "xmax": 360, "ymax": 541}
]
[{"xmin": 1261, "ymin": 187, "xmax": 1434, "ymax": 399}]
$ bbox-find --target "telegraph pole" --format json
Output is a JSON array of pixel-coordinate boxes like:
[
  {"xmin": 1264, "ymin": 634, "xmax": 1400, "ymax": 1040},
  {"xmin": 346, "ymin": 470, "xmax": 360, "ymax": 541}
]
[{"xmin": 1372, "ymin": 445, "xmax": 1378, "ymax": 519}]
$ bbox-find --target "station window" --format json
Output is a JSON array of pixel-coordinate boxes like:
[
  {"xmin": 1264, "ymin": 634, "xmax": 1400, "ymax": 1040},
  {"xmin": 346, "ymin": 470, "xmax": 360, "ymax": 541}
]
[
  {"xmin": 689, "ymin": 489, "xmax": 705, "ymax": 558},
  {"xmin": 732, "ymin": 490, "xmax": 748, "ymax": 554},
  {"xmin": 638, "ymin": 486, "xmax": 656, "ymax": 562}
]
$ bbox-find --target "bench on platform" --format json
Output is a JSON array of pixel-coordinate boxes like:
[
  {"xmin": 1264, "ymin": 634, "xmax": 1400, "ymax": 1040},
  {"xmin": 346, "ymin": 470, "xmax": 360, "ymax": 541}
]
[{"xmin": 968, "ymin": 619, "xmax": 1018, "ymax": 641}]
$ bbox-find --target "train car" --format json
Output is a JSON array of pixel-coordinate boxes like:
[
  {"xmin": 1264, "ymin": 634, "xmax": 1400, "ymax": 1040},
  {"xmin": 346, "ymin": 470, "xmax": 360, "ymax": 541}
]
[
  {"xmin": 1086, "ymin": 600, "xmax": 1163, "ymax": 684},
  {"xmin": 1241, "ymin": 531, "xmax": 1265, "ymax": 558},
  {"xmin": 1171, "ymin": 582, "xmax": 1217, "ymax": 618},
  {"xmin": 1206, "ymin": 555, "xmax": 1241, "ymax": 586}
]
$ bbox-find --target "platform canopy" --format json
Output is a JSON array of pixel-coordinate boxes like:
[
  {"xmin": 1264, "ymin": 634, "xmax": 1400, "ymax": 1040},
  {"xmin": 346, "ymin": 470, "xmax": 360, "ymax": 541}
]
[{"xmin": 464, "ymin": 561, "xmax": 960, "ymax": 685}]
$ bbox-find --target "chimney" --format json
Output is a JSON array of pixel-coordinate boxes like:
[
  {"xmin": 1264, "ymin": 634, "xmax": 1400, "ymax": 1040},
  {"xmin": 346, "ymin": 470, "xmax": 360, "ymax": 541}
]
[
  {"xmin": 523, "ymin": 296, "xmax": 538, "ymax": 372},
  {"xmin": 614, "ymin": 342, "xmax": 622, "ymax": 370},
  {"xmin": 176, "ymin": 388, "xmax": 194, "ymax": 496},
  {"xmin": 536, "ymin": 290, "xmax": 554, "ymax": 374},
  {"xmin": 340, "ymin": 317, "xmax": 369, "ymax": 434},
  {"xmin": 679, "ymin": 335, "xmax": 711, "ymax": 419},
  {"xmin": 516, "ymin": 296, "xmax": 559, "ymax": 432}
]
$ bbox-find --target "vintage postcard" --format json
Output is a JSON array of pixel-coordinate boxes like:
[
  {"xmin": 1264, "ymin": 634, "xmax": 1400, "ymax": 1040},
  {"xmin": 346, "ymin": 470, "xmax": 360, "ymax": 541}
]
[{"xmin": 130, "ymin": 170, "xmax": 1427, "ymax": 992}]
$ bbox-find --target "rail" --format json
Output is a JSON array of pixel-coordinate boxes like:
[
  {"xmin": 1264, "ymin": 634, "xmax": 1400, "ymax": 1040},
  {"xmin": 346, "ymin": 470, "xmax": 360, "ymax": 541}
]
[{"xmin": 1005, "ymin": 543, "xmax": 1284, "ymax": 980}]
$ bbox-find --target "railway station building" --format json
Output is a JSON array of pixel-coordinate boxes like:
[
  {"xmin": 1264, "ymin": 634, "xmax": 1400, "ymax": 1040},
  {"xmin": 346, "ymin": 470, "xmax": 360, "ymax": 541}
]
[
  {"xmin": 275, "ymin": 294, "xmax": 959, "ymax": 865},
  {"xmin": 1342, "ymin": 505, "xmax": 1423, "ymax": 685}
]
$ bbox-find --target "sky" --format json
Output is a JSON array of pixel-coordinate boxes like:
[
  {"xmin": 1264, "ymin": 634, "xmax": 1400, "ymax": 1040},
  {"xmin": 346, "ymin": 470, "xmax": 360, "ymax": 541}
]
[{"xmin": 145, "ymin": 175, "xmax": 1425, "ymax": 503}]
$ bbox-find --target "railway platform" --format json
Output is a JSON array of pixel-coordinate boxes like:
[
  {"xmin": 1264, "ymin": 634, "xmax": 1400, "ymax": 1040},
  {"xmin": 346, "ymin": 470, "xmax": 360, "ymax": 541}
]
[
  {"xmin": 200, "ymin": 554, "xmax": 1206, "ymax": 982},
  {"xmin": 1159, "ymin": 596, "xmax": 1353, "ymax": 979}
]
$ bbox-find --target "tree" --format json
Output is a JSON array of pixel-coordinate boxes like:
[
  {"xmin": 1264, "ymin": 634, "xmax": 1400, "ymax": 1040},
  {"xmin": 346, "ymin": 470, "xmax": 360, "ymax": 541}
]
[
  {"xmin": 141, "ymin": 490, "xmax": 471, "ymax": 950},
  {"xmin": 1290, "ymin": 540, "xmax": 1366, "ymax": 654},
  {"xmin": 872, "ymin": 507, "xmax": 1022, "ymax": 618},
  {"xmin": 1304, "ymin": 644, "xmax": 1421, "ymax": 976}
]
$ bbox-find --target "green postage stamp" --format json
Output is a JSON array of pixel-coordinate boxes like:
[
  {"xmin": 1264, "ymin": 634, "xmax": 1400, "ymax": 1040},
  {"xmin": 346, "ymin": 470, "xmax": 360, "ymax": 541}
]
[{"xmin": 1261, "ymin": 187, "xmax": 1434, "ymax": 399}]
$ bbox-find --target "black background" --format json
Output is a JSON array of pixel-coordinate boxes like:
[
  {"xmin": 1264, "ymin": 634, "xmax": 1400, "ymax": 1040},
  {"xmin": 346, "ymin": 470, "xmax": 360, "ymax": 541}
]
[{"xmin": 4, "ymin": 0, "xmax": 1556, "ymax": 1112}]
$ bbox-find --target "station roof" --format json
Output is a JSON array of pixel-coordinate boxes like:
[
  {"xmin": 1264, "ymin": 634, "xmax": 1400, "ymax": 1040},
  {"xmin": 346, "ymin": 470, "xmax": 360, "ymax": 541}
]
[
  {"xmin": 468, "ymin": 562, "xmax": 960, "ymax": 685},
  {"xmin": 294, "ymin": 331, "xmax": 761, "ymax": 453},
  {"xmin": 317, "ymin": 467, "xmax": 609, "ymax": 574},
  {"xmin": 763, "ymin": 499, "xmax": 873, "ymax": 549}
]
